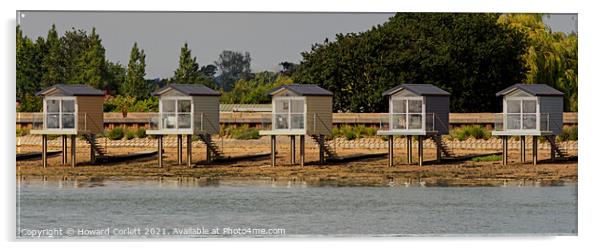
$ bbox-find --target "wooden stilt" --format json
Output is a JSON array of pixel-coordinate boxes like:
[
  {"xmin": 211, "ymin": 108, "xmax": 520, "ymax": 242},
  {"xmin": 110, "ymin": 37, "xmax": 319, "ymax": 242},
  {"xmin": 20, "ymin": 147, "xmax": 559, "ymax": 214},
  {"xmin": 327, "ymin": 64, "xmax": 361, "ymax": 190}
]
[
  {"xmin": 206, "ymin": 134, "xmax": 212, "ymax": 163},
  {"xmin": 158, "ymin": 135, "xmax": 163, "ymax": 168},
  {"xmin": 550, "ymin": 136, "xmax": 556, "ymax": 161},
  {"xmin": 187, "ymin": 135, "xmax": 192, "ymax": 167},
  {"xmin": 300, "ymin": 135, "xmax": 305, "ymax": 167},
  {"xmin": 520, "ymin": 136, "xmax": 526, "ymax": 163},
  {"xmin": 177, "ymin": 134, "xmax": 182, "ymax": 165},
  {"xmin": 290, "ymin": 135, "xmax": 295, "ymax": 165},
  {"xmin": 533, "ymin": 136, "xmax": 538, "ymax": 165},
  {"xmin": 388, "ymin": 135, "xmax": 394, "ymax": 167},
  {"xmin": 42, "ymin": 134, "xmax": 47, "ymax": 168},
  {"xmin": 407, "ymin": 136, "xmax": 413, "ymax": 164},
  {"xmin": 319, "ymin": 135, "xmax": 325, "ymax": 164},
  {"xmin": 70, "ymin": 135, "xmax": 76, "ymax": 168},
  {"xmin": 502, "ymin": 136, "xmax": 508, "ymax": 166},
  {"xmin": 61, "ymin": 135, "xmax": 67, "ymax": 165},
  {"xmin": 435, "ymin": 136, "xmax": 441, "ymax": 163},
  {"xmin": 89, "ymin": 134, "xmax": 96, "ymax": 163},
  {"xmin": 270, "ymin": 135, "xmax": 276, "ymax": 167},
  {"xmin": 418, "ymin": 135, "xmax": 424, "ymax": 166}
]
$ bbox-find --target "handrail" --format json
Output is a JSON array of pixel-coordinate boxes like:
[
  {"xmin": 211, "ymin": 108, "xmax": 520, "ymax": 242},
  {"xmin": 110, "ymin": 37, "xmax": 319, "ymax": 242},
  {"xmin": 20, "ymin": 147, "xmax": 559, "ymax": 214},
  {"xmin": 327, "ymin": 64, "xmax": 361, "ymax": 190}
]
[
  {"xmin": 378, "ymin": 112, "xmax": 437, "ymax": 132},
  {"xmin": 493, "ymin": 113, "xmax": 551, "ymax": 132},
  {"xmin": 313, "ymin": 113, "xmax": 333, "ymax": 135}
]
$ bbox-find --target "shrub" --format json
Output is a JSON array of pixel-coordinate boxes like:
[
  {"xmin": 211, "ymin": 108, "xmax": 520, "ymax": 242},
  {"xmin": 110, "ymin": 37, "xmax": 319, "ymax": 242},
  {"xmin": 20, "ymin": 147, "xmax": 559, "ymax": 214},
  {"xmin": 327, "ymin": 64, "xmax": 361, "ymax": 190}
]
[
  {"xmin": 559, "ymin": 126, "xmax": 578, "ymax": 141},
  {"xmin": 125, "ymin": 129, "xmax": 136, "ymax": 140},
  {"xmin": 450, "ymin": 125, "xmax": 491, "ymax": 141},
  {"xmin": 16, "ymin": 127, "xmax": 29, "ymax": 137},
  {"xmin": 344, "ymin": 130, "xmax": 357, "ymax": 140},
  {"xmin": 471, "ymin": 154, "xmax": 502, "ymax": 162},
  {"xmin": 107, "ymin": 127, "xmax": 124, "ymax": 140},
  {"xmin": 332, "ymin": 125, "xmax": 376, "ymax": 140},
  {"xmin": 135, "ymin": 127, "xmax": 147, "ymax": 138},
  {"xmin": 222, "ymin": 125, "xmax": 261, "ymax": 140}
]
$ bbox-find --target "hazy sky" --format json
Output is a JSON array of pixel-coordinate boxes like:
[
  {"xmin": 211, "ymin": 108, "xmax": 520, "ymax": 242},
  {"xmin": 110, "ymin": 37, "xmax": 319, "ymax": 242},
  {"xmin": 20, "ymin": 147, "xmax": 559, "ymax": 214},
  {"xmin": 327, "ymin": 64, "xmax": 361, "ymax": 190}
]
[{"xmin": 17, "ymin": 11, "xmax": 577, "ymax": 79}]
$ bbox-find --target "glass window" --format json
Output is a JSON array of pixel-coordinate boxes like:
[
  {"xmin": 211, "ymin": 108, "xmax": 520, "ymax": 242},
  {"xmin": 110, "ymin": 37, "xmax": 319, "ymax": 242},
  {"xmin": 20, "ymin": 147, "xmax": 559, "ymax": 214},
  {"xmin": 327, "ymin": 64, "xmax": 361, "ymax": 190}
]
[
  {"xmin": 275, "ymin": 99, "xmax": 289, "ymax": 113},
  {"xmin": 162, "ymin": 113, "xmax": 176, "ymax": 129},
  {"xmin": 62, "ymin": 100, "xmax": 75, "ymax": 113},
  {"xmin": 291, "ymin": 114, "xmax": 304, "ymax": 129},
  {"xmin": 506, "ymin": 114, "xmax": 521, "ymax": 130},
  {"xmin": 178, "ymin": 114, "xmax": 191, "ymax": 129},
  {"xmin": 291, "ymin": 100, "xmax": 304, "ymax": 113},
  {"xmin": 275, "ymin": 114, "xmax": 289, "ymax": 129},
  {"xmin": 46, "ymin": 114, "xmax": 60, "ymax": 129},
  {"xmin": 523, "ymin": 100, "xmax": 536, "ymax": 113},
  {"xmin": 507, "ymin": 100, "xmax": 521, "ymax": 113},
  {"xmin": 392, "ymin": 99, "xmax": 406, "ymax": 113},
  {"xmin": 391, "ymin": 114, "xmax": 407, "ymax": 130},
  {"xmin": 178, "ymin": 100, "xmax": 191, "ymax": 113},
  {"xmin": 47, "ymin": 100, "xmax": 60, "ymax": 113},
  {"xmin": 62, "ymin": 114, "xmax": 75, "ymax": 129},
  {"xmin": 408, "ymin": 100, "xmax": 422, "ymax": 113},
  {"xmin": 523, "ymin": 114, "xmax": 537, "ymax": 129},
  {"xmin": 409, "ymin": 114, "xmax": 423, "ymax": 129},
  {"xmin": 162, "ymin": 100, "xmax": 175, "ymax": 113}
]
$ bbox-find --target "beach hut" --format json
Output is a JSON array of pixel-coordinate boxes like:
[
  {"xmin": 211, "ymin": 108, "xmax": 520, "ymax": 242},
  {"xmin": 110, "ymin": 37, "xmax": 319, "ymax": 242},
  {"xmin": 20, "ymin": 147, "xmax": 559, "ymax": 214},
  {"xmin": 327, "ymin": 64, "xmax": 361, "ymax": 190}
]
[
  {"xmin": 259, "ymin": 84, "xmax": 334, "ymax": 166},
  {"xmin": 146, "ymin": 84, "xmax": 221, "ymax": 167},
  {"xmin": 492, "ymin": 83, "xmax": 565, "ymax": 165},
  {"xmin": 31, "ymin": 84, "xmax": 106, "ymax": 167},
  {"xmin": 377, "ymin": 84, "xmax": 452, "ymax": 166}
]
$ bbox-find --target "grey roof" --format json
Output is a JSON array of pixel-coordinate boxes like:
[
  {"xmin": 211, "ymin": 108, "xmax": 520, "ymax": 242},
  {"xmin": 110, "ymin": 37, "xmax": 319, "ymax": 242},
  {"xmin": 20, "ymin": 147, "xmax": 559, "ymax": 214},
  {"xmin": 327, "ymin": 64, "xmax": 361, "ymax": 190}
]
[
  {"xmin": 36, "ymin": 84, "xmax": 104, "ymax": 96},
  {"xmin": 153, "ymin": 84, "xmax": 221, "ymax": 96},
  {"xmin": 496, "ymin": 84, "xmax": 564, "ymax": 97},
  {"xmin": 268, "ymin": 84, "xmax": 333, "ymax": 96},
  {"xmin": 382, "ymin": 84, "xmax": 450, "ymax": 96}
]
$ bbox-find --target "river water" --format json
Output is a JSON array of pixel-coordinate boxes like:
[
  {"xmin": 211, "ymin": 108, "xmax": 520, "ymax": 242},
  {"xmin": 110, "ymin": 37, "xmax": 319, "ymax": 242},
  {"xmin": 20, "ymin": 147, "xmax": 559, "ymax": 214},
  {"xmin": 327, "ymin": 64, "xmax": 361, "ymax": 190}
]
[{"xmin": 16, "ymin": 179, "xmax": 577, "ymax": 238}]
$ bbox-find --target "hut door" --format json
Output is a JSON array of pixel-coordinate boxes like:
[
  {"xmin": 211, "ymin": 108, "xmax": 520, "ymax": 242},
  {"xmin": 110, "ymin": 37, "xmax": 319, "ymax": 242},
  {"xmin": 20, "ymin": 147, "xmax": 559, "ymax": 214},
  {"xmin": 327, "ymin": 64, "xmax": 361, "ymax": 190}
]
[
  {"xmin": 274, "ymin": 97, "xmax": 305, "ymax": 130},
  {"xmin": 391, "ymin": 97, "xmax": 423, "ymax": 131},
  {"xmin": 161, "ymin": 98, "xmax": 192, "ymax": 130},
  {"xmin": 506, "ymin": 98, "xmax": 537, "ymax": 130},
  {"xmin": 44, "ymin": 98, "xmax": 76, "ymax": 130}
]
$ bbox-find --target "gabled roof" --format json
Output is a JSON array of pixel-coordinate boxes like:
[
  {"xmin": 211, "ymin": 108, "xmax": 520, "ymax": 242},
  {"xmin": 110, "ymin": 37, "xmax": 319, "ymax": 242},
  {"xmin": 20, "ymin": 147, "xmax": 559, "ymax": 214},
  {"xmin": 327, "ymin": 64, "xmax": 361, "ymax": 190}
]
[
  {"xmin": 36, "ymin": 84, "xmax": 104, "ymax": 96},
  {"xmin": 268, "ymin": 84, "xmax": 333, "ymax": 96},
  {"xmin": 496, "ymin": 84, "xmax": 564, "ymax": 97},
  {"xmin": 153, "ymin": 84, "xmax": 221, "ymax": 96},
  {"xmin": 382, "ymin": 84, "xmax": 450, "ymax": 96}
]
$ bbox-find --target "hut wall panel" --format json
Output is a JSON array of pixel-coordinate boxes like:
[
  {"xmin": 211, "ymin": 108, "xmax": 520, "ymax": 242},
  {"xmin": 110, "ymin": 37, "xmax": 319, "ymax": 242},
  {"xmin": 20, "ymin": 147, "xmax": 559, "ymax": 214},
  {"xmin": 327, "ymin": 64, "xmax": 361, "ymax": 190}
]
[
  {"xmin": 425, "ymin": 96, "xmax": 450, "ymax": 135},
  {"xmin": 539, "ymin": 96, "xmax": 563, "ymax": 135},
  {"xmin": 305, "ymin": 96, "xmax": 332, "ymax": 135},
  {"xmin": 193, "ymin": 96, "xmax": 220, "ymax": 134},
  {"xmin": 76, "ymin": 96, "xmax": 105, "ymax": 134}
]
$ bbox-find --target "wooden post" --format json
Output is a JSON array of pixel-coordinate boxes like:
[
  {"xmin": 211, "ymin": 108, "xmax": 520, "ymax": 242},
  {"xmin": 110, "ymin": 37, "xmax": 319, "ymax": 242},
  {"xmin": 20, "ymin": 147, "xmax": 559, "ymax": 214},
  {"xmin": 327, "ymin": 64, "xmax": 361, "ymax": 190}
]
[
  {"xmin": 270, "ymin": 135, "xmax": 276, "ymax": 167},
  {"xmin": 290, "ymin": 135, "xmax": 296, "ymax": 165},
  {"xmin": 418, "ymin": 135, "xmax": 424, "ymax": 166},
  {"xmin": 407, "ymin": 136, "xmax": 413, "ymax": 164},
  {"xmin": 177, "ymin": 135, "xmax": 182, "ymax": 165},
  {"xmin": 533, "ymin": 136, "xmax": 538, "ymax": 165},
  {"xmin": 502, "ymin": 135, "xmax": 508, "ymax": 166},
  {"xmin": 42, "ymin": 134, "xmax": 47, "ymax": 168},
  {"xmin": 206, "ymin": 135, "xmax": 212, "ymax": 163},
  {"xmin": 435, "ymin": 136, "xmax": 441, "ymax": 163},
  {"xmin": 89, "ymin": 135, "xmax": 96, "ymax": 164},
  {"xmin": 70, "ymin": 135, "xmax": 76, "ymax": 168},
  {"xmin": 187, "ymin": 135, "xmax": 192, "ymax": 167},
  {"xmin": 300, "ymin": 135, "xmax": 305, "ymax": 167},
  {"xmin": 61, "ymin": 135, "xmax": 67, "ymax": 165},
  {"xmin": 319, "ymin": 135, "xmax": 325, "ymax": 164},
  {"xmin": 388, "ymin": 135, "xmax": 393, "ymax": 167},
  {"xmin": 158, "ymin": 135, "xmax": 163, "ymax": 168},
  {"xmin": 520, "ymin": 136, "xmax": 526, "ymax": 163}
]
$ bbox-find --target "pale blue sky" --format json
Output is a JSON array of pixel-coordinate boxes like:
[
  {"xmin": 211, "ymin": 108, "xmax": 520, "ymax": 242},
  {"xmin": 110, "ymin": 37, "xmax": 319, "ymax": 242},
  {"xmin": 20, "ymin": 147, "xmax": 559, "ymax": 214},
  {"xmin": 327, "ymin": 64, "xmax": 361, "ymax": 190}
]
[{"xmin": 18, "ymin": 12, "xmax": 577, "ymax": 79}]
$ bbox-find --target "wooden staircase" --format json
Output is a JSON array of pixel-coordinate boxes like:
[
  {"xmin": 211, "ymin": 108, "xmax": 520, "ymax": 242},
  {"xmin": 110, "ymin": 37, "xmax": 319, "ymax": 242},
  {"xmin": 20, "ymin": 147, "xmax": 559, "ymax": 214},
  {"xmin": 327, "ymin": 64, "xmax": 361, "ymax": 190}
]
[
  {"xmin": 310, "ymin": 134, "xmax": 337, "ymax": 160},
  {"xmin": 545, "ymin": 136, "xmax": 569, "ymax": 158},
  {"xmin": 82, "ymin": 134, "xmax": 107, "ymax": 156},
  {"xmin": 199, "ymin": 134, "xmax": 223, "ymax": 158},
  {"xmin": 431, "ymin": 135, "xmax": 455, "ymax": 158}
]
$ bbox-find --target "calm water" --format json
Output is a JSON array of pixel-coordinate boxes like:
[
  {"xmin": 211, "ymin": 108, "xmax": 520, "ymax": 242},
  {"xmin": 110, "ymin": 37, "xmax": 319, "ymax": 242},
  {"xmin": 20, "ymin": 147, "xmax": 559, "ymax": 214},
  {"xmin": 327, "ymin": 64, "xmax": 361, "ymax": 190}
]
[{"xmin": 16, "ymin": 179, "xmax": 577, "ymax": 238}]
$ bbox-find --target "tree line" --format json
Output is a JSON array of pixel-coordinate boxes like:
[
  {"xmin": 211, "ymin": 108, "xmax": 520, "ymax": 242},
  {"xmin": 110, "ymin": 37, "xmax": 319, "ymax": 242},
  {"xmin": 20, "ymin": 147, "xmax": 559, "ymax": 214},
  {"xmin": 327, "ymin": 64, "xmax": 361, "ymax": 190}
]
[{"xmin": 16, "ymin": 13, "xmax": 577, "ymax": 113}]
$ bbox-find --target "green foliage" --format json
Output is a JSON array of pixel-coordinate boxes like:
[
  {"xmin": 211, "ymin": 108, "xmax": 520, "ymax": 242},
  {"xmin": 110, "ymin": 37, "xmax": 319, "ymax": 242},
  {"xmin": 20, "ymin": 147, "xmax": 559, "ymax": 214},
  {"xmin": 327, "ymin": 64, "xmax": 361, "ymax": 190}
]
[
  {"xmin": 222, "ymin": 125, "xmax": 260, "ymax": 140},
  {"xmin": 121, "ymin": 42, "xmax": 149, "ymax": 99},
  {"xmin": 215, "ymin": 50, "xmax": 252, "ymax": 90},
  {"xmin": 171, "ymin": 43, "xmax": 217, "ymax": 88},
  {"xmin": 294, "ymin": 13, "xmax": 527, "ymax": 112},
  {"xmin": 498, "ymin": 14, "xmax": 578, "ymax": 111},
  {"xmin": 450, "ymin": 125, "xmax": 492, "ymax": 141},
  {"xmin": 471, "ymin": 154, "xmax": 502, "ymax": 162},
  {"xmin": 40, "ymin": 24, "xmax": 64, "ymax": 89},
  {"xmin": 220, "ymin": 72, "xmax": 293, "ymax": 104},
  {"xmin": 332, "ymin": 125, "xmax": 377, "ymax": 140},
  {"xmin": 558, "ymin": 126, "xmax": 578, "ymax": 141},
  {"xmin": 135, "ymin": 127, "xmax": 147, "ymax": 138},
  {"xmin": 72, "ymin": 28, "xmax": 106, "ymax": 89},
  {"xmin": 105, "ymin": 61, "xmax": 126, "ymax": 96},
  {"xmin": 16, "ymin": 127, "xmax": 30, "ymax": 137},
  {"xmin": 16, "ymin": 26, "xmax": 44, "ymax": 111},
  {"xmin": 107, "ymin": 127, "xmax": 125, "ymax": 140},
  {"xmin": 104, "ymin": 95, "xmax": 136, "ymax": 114},
  {"xmin": 125, "ymin": 129, "xmax": 136, "ymax": 140}
]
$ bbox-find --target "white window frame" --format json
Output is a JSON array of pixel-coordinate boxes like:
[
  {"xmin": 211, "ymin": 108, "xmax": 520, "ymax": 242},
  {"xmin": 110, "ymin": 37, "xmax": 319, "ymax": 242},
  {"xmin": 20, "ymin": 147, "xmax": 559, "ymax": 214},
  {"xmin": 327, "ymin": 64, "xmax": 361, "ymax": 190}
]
[
  {"xmin": 504, "ymin": 96, "xmax": 539, "ymax": 131},
  {"xmin": 272, "ymin": 96, "xmax": 306, "ymax": 133},
  {"xmin": 159, "ymin": 96, "xmax": 194, "ymax": 132},
  {"xmin": 43, "ymin": 96, "xmax": 77, "ymax": 131},
  {"xmin": 389, "ymin": 96, "xmax": 426, "ymax": 132}
]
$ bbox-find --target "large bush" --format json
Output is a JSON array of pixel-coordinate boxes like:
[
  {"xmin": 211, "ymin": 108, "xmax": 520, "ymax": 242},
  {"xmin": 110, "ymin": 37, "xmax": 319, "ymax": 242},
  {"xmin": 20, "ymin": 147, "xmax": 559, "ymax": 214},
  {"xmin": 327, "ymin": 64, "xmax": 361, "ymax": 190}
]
[{"xmin": 107, "ymin": 127, "xmax": 124, "ymax": 140}]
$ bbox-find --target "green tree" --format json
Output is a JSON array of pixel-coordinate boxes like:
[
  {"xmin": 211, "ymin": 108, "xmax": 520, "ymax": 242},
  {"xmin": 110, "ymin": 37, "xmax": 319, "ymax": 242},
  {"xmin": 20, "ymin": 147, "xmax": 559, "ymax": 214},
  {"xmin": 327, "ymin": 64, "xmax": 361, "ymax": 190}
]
[
  {"xmin": 215, "ymin": 50, "xmax": 252, "ymax": 91},
  {"xmin": 294, "ymin": 13, "xmax": 527, "ymax": 112},
  {"xmin": 61, "ymin": 28, "xmax": 90, "ymax": 84},
  {"xmin": 221, "ymin": 72, "xmax": 293, "ymax": 104},
  {"xmin": 40, "ymin": 24, "xmax": 65, "ymax": 88},
  {"xmin": 121, "ymin": 42, "xmax": 148, "ymax": 99},
  {"xmin": 171, "ymin": 43, "xmax": 216, "ymax": 88},
  {"xmin": 16, "ymin": 25, "xmax": 43, "ymax": 111},
  {"xmin": 73, "ymin": 28, "xmax": 107, "ymax": 89},
  {"xmin": 105, "ymin": 61, "xmax": 126, "ymax": 96},
  {"xmin": 498, "ymin": 14, "xmax": 578, "ymax": 111}
]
